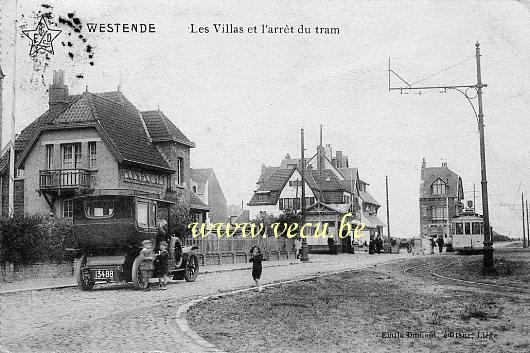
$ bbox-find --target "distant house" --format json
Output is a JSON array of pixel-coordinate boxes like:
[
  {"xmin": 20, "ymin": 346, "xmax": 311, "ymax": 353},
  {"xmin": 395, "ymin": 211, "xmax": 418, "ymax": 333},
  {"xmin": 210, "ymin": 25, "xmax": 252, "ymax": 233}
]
[
  {"xmin": 248, "ymin": 143, "xmax": 385, "ymax": 252},
  {"xmin": 0, "ymin": 70, "xmax": 209, "ymax": 222},
  {"xmin": 190, "ymin": 168, "xmax": 227, "ymax": 223},
  {"xmin": 419, "ymin": 159, "xmax": 464, "ymax": 245}
]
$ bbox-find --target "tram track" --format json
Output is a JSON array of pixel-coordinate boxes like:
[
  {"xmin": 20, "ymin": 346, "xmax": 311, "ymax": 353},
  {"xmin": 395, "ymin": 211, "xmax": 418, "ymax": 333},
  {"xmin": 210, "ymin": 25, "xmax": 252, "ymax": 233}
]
[{"xmin": 402, "ymin": 256, "xmax": 530, "ymax": 295}]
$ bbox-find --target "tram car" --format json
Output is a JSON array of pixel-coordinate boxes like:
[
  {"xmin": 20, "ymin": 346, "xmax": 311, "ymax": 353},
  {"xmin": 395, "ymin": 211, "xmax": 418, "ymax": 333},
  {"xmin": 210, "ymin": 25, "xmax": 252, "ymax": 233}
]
[
  {"xmin": 451, "ymin": 210, "xmax": 484, "ymax": 254},
  {"xmin": 73, "ymin": 191, "xmax": 199, "ymax": 290}
]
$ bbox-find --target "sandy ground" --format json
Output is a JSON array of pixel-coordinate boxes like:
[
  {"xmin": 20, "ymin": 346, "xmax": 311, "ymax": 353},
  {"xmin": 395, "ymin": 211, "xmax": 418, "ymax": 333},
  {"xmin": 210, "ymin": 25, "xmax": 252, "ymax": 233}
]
[{"xmin": 188, "ymin": 254, "xmax": 530, "ymax": 353}]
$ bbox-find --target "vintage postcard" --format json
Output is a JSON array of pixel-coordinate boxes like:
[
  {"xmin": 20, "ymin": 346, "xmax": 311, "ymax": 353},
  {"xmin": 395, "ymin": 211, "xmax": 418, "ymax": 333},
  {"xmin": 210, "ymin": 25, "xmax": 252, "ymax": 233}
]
[{"xmin": 0, "ymin": 1, "xmax": 529, "ymax": 352}]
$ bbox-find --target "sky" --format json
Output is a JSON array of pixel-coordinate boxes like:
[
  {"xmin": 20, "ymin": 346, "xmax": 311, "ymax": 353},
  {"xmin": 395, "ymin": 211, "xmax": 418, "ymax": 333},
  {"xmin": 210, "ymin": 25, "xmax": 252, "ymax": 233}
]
[{"xmin": 1, "ymin": 0, "xmax": 530, "ymax": 238}]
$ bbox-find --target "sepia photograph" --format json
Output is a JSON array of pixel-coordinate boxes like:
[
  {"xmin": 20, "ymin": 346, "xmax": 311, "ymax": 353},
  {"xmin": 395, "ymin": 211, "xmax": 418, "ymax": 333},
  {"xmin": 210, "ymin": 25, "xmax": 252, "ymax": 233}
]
[{"xmin": 0, "ymin": 1, "xmax": 529, "ymax": 352}]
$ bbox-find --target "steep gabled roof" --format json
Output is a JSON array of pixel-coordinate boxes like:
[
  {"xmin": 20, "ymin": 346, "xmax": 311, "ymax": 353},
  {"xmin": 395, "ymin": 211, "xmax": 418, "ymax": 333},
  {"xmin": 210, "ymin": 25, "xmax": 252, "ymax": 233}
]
[
  {"xmin": 248, "ymin": 168, "xmax": 297, "ymax": 206},
  {"xmin": 249, "ymin": 167, "xmax": 350, "ymax": 206},
  {"xmin": 257, "ymin": 166, "xmax": 280, "ymax": 185},
  {"xmin": 2, "ymin": 91, "xmax": 177, "ymax": 173},
  {"xmin": 360, "ymin": 190, "xmax": 380, "ymax": 207},
  {"xmin": 420, "ymin": 165, "xmax": 462, "ymax": 198},
  {"xmin": 142, "ymin": 110, "xmax": 195, "ymax": 147},
  {"xmin": 306, "ymin": 169, "xmax": 346, "ymax": 192},
  {"xmin": 257, "ymin": 169, "xmax": 296, "ymax": 192},
  {"xmin": 190, "ymin": 190, "xmax": 211, "ymax": 211},
  {"xmin": 234, "ymin": 210, "xmax": 250, "ymax": 223}
]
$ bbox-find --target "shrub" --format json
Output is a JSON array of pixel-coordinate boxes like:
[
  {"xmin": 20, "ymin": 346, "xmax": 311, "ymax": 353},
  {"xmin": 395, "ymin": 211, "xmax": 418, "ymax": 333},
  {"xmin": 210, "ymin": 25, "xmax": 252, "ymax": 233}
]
[{"xmin": 0, "ymin": 214, "xmax": 75, "ymax": 264}]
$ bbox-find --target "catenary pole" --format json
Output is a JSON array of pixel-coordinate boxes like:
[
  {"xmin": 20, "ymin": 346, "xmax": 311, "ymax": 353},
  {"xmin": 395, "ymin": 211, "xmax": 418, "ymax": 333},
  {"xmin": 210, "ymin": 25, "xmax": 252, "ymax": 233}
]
[
  {"xmin": 475, "ymin": 42, "xmax": 494, "ymax": 273},
  {"xmin": 388, "ymin": 42, "xmax": 494, "ymax": 273},
  {"xmin": 300, "ymin": 128, "xmax": 309, "ymax": 262},
  {"xmin": 8, "ymin": 0, "xmax": 18, "ymax": 218}
]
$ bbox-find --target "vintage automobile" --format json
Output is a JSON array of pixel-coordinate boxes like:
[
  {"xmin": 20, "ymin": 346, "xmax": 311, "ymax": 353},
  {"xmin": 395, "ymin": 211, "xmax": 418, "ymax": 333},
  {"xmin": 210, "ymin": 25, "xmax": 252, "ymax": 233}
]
[{"xmin": 73, "ymin": 190, "xmax": 199, "ymax": 290}]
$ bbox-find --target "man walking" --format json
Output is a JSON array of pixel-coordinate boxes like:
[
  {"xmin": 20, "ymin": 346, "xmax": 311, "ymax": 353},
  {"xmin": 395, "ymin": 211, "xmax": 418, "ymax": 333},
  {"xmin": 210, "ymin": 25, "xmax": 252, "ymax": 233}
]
[
  {"xmin": 430, "ymin": 237, "xmax": 436, "ymax": 254},
  {"xmin": 375, "ymin": 235, "xmax": 383, "ymax": 254},
  {"xmin": 328, "ymin": 236, "xmax": 335, "ymax": 255},
  {"xmin": 436, "ymin": 236, "xmax": 444, "ymax": 253}
]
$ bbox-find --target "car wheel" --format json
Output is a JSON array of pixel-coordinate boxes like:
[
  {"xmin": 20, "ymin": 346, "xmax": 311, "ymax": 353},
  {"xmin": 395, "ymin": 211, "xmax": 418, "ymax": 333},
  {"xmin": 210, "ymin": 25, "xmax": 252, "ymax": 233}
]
[
  {"xmin": 184, "ymin": 253, "xmax": 199, "ymax": 282},
  {"xmin": 169, "ymin": 237, "xmax": 183, "ymax": 267},
  {"xmin": 76, "ymin": 254, "xmax": 95, "ymax": 291}
]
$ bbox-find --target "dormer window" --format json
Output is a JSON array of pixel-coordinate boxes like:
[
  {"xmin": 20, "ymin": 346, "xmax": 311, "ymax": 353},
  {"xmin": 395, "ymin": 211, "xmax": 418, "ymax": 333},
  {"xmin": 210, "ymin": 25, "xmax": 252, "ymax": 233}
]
[{"xmin": 432, "ymin": 179, "xmax": 447, "ymax": 195}]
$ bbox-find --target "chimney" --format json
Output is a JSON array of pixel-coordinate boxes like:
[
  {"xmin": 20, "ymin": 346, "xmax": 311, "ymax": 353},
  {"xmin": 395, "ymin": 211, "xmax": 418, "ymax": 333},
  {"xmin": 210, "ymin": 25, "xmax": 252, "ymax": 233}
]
[
  {"xmin": 49, "ymin": 70, "xmax": 69, "ymax": 110},
  {"xmin": 442, "ymin": 162, "xmax": 448, "ymax": 168},
  {"xmin": 285, "ymin": 153, "xmax": 290, "ymax": 160},
  {"xmin": 421, "ymin": 158, "xmax": 426, "ymax": 169}
]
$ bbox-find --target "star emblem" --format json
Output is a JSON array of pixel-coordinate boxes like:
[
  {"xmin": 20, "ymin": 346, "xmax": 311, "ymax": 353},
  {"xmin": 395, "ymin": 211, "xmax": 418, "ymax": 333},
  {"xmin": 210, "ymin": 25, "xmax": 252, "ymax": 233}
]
[{"xmin": 22, "ymin": 16, "xmax": 62, "ymax": 56}]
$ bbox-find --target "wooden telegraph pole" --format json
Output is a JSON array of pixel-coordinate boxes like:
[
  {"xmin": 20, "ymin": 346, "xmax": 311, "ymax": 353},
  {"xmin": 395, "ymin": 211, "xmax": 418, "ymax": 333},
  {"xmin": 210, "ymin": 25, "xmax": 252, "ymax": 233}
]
[
  {"xmin": 385, "ymin": 175, "xmax": 390, "ymax": 241},
  {"xmin": 300, "ymin": 128, "xmax": 309, "ymax": 262},
  {"xmin": 526, "ymin": 199, "xmax": 530, "ymax": 247}
]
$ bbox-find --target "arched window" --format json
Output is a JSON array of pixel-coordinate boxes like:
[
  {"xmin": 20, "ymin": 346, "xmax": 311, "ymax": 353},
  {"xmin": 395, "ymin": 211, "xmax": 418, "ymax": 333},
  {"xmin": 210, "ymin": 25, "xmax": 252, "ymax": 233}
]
[{"xmin": 432, "ymin": 179, "xmax": 446, "ymax": 195}]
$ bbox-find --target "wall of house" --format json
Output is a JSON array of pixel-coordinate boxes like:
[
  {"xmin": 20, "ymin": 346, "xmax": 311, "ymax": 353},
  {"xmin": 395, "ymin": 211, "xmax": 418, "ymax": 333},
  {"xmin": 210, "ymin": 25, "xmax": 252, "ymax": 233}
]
[
  {"xmin": 155, "ymin": 142, "xmax": 190, "ymax": 188},
  {"xmin": 279, "ymin": 170, "xmax": 315, "ymax": 200},
  {"xmin": 1, "ymin": 174, "xmax": 6, "ymax": 216},
  {"xmin": 207, "ymin": 176, "xmax": 228, "ymax": 223},
  {"xmin": 23, "ymin": 128, "xmax": 119, "ymax": 215},
  {"xmin": 419, "ymin": 196, "xmax": 461, "ymax": 246}
]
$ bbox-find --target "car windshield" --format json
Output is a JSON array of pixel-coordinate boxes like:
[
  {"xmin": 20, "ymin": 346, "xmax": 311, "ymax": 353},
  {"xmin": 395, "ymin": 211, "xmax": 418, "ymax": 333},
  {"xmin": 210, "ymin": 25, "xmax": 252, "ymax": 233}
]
[{"xmin": 85, "ymin": 199, "xmax": 114, "ymax": 218}]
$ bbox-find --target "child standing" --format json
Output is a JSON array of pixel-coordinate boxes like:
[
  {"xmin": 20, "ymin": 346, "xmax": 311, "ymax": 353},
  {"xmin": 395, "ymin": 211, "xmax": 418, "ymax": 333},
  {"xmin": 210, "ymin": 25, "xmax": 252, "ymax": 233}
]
[
  {"xmin": 156, "ymin": 240, "xmax": 170, "ymax": 290},
  {"xmin": 249, "ymin": 246, "xmax": 263, "ymax": 292},
  {"xmin": 139, "ymin": 239, "xmax": 156, "ymax": 290}
]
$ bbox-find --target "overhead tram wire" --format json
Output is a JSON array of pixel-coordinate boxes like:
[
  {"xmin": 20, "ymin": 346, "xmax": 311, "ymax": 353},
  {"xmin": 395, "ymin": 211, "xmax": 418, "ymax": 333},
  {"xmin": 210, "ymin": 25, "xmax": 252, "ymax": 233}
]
[{"xmin": 410, "ymin": 56, "xmax": 475, "ymax": 86}]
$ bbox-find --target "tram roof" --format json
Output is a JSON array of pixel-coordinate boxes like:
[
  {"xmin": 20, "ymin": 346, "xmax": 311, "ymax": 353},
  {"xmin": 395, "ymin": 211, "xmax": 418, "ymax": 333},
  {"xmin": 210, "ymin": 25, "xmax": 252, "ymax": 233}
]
[{"xmin": 451, "ymin": 212, "xmax": 483, "ymax": 222}]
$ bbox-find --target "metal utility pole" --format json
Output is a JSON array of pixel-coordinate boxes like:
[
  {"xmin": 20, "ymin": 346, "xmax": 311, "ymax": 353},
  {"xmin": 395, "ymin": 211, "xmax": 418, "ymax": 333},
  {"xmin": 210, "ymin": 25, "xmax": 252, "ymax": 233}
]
[
  {"xmin": 523, "ymin": 193, "xmax": 527, "ymax": 248},
  {"xmin": 526, "ymin": 199, "xmax": 529, "ymax": 249},
  {"xmin": 385, "ymin": 175, "xmax": 390, "ymax": 240},
  {"xmin": 300, "ymin": 128, "xmax": 309, "ymax": 262},
  {"xmin": 389, "ymin": 42, "xmax": 494, "ymax": 273}
]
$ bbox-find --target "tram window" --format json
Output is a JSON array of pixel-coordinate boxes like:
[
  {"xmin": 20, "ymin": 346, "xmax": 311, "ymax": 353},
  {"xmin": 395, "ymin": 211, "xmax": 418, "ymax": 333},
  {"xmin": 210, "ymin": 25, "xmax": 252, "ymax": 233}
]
[
  {"xmin": 472, "ymin": 222, "xmax": 482, "ymax": 235},
  {"xmin": 465, "ymin": 222, "xmax": 471, "ymax": 235},
  {"xmin": 85, "ymin": 199, "xmax": 114, "ymax": 218},
  {"xmin": 455, "ymin": 223, "xmax": 463, "ymax": 235}
]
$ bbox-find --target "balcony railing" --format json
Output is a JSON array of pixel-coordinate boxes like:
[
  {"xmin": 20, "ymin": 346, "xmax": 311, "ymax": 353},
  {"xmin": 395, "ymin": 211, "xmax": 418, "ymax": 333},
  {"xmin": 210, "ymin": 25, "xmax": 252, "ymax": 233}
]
[{"xmin": 39, "ymin": 169, "xmax": 92, "ymax": 191}]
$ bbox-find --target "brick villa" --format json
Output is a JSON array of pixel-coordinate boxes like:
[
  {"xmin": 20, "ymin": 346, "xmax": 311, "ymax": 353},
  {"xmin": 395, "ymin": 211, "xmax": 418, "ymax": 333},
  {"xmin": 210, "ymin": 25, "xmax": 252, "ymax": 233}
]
[{"xmin": 419, "ymin": 158, "xmax": 464, "ymax": 247}]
